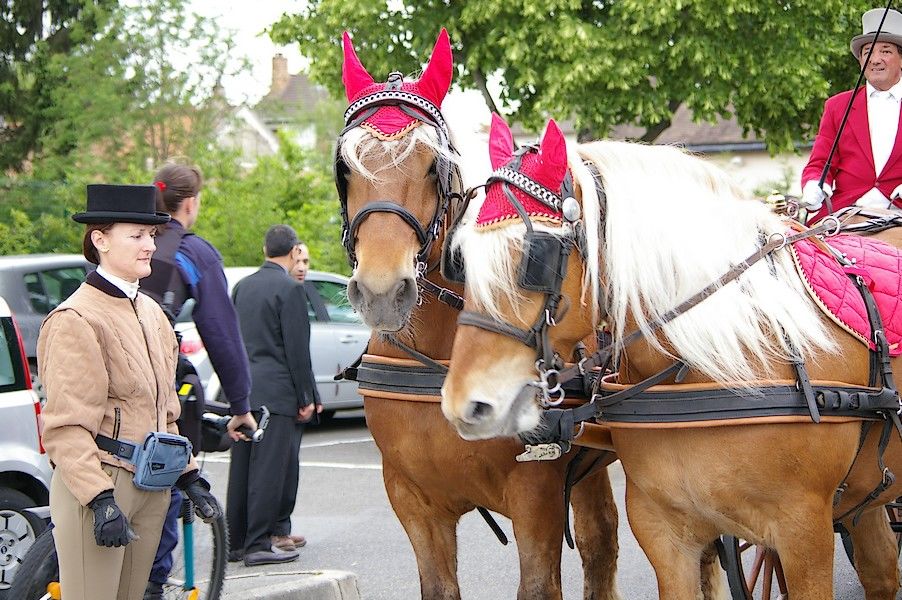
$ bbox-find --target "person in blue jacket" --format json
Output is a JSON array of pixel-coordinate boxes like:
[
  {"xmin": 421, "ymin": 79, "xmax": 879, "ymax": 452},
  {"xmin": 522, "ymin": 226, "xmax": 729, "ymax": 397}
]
[{"xmin": 140, "ymin": 162, "xmax": 257, "ymax": 599}]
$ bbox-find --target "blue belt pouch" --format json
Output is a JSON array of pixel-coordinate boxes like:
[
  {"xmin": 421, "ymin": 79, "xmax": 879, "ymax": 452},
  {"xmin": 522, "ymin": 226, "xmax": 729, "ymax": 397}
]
[{"xmin": 132, "ymin": 432, "xmax": 192, "ymax": 491}]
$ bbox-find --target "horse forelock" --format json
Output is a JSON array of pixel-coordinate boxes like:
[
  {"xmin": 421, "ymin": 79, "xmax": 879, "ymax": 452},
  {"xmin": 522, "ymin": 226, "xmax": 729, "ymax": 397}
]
[
  {"xmin": 574, "ymin": 140, "xmax": 836, "ymax": 384},
  {"xmin": 338, "ymin": 123, "xmax": 459, "ymax": 185}
]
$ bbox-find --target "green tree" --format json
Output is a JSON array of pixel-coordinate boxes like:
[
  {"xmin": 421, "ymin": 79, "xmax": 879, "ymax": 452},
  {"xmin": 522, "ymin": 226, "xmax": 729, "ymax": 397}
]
[
  {"xmin": 194, "ymin": 133, "xmax": 346, "ymax": 273},
  {"xmin": 1, "ymin": 0, "xmax": 242, "ymax": 256},
  {"xmin": 0, "ymin": 0, "xmax": 117, "ymax": 171},
  {"xmin": 271, "ymin": 0, "xmax": 873, "ymax": 151}
]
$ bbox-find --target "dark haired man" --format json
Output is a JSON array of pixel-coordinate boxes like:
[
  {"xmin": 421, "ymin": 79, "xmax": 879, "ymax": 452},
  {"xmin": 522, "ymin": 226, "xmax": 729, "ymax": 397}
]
[
  {"xmin": 801, "ymin": 7, "xmax": 902, "ymax": 221},
  {"xmin": 226, "ymin": 225, "xmax": 321, "ymax": 566}
]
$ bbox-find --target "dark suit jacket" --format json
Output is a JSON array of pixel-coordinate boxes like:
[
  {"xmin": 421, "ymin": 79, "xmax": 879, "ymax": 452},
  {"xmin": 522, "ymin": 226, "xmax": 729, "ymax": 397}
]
[
  {"xmin": 231, "ymin": 261, "xmax": 318, "ymax": 416},
  {"xmin": 802, "ymin": 88, "xmax": 902, "ymax": 222}
]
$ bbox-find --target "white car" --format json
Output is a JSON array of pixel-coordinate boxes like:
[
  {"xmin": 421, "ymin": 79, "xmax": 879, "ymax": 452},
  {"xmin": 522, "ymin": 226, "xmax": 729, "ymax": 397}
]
[
  {"xmin": 0, "ymin": 296, "xmax": 52, "ymax": 597},
  {"xmin": 175, "ymin": 269, "xmax": 370, "ymax": 419}
]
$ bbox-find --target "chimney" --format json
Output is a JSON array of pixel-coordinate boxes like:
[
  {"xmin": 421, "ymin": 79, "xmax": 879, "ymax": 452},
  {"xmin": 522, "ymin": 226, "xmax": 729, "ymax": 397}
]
[{"xmin": 270, "ymin": 54, "xmax": 289, "ymax": 97}]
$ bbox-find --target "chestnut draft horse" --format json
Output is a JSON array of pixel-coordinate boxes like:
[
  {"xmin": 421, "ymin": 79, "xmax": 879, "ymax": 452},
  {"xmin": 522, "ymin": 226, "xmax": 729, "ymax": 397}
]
[
  {"xmin": 335, "ymin": 31, "xmax": 623, "ymax": 600},
  {"xmin": 441, "ymin": 116, "xmax": 902, "ymax": 599}
]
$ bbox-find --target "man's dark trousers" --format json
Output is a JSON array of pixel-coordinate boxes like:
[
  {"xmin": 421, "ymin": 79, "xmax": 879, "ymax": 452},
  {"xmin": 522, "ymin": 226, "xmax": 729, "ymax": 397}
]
[
  {"xmin": 227, "ymin": 413, "xmax": 302, "ymax": 553},
  {"xmin": 274, "ymin": 421, "xmax": 304, "ymax": 537}
]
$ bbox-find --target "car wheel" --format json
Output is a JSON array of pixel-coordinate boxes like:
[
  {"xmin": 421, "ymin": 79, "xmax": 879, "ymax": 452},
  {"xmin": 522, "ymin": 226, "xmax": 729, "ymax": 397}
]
[{"xmin": 0, "ymin": 488, "xmax": 48, "ymax": 598}]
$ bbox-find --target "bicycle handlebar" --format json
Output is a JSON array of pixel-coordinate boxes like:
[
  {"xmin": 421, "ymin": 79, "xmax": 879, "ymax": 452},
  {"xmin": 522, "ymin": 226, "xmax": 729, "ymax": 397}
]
[{"xmin": 202, "ymin": 405, "xmax": 270, "ymax": 443}]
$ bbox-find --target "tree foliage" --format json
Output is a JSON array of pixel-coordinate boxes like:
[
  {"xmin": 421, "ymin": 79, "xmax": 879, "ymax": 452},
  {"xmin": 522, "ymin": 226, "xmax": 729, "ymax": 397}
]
[
  {"xmin": 271, "ymin": 0, "xmax": 874, "ymax": 151},
  {"xmin": 195, "ymin": 133, "xmax": 346, "ymax": 272},
  {"xmin": 0, "ymin": 0, "xmax": 117, "ymax": 170},
  {"xmin": 1, "ymin": 0, "xmax": 348, "ymax": 274}
]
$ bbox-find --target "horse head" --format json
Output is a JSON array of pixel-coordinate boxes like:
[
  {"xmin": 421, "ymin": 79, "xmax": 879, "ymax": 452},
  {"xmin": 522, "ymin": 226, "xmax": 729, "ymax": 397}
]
[
  {"xmin": 336, "ymin": 28, "xmax": 461, "ymax": 332},
  {"xmin": 441, "ymin": 116, "xmax": 602, "ymax": 439}
]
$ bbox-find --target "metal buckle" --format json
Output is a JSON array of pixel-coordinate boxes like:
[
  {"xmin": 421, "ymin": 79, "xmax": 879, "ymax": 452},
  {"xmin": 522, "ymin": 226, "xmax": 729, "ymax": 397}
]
[
  {"xmin": 573, "ymin": 421, "xmax": 586, "ymax": 440},
  {"xmin": 821, "ymin": 215, "xmax": 841, "ymax": 237},
  {"xmin": 515, "ymin": 443, "xmax": 564, "ymax": 462},
  {"xmin": 545, "ymin": 309, "xmax": 557, "ymax": 327},
  {"xmin": 767, "ymin": 232, "xmax": 787, "ymax": 251}
]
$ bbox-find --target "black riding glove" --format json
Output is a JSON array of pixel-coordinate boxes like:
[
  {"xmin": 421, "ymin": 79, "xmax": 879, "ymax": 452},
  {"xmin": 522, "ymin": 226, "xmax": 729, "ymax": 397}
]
[
  {"xmin": 87, "ymin": 490, "xmax": 138, "ymax": 548},
  {"xmin": 176, "ymin": 470, "xmax": 222, "ymax": 523}
]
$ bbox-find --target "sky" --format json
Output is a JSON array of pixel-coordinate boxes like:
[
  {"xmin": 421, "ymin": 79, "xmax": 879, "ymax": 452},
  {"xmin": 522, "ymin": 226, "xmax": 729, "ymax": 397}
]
[{"xmin": 187, "ymin": 0, "xmax": 493, "ymax": 181}]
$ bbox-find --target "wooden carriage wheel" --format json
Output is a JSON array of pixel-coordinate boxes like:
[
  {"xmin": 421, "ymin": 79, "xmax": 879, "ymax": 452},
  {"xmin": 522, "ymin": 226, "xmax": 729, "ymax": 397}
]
[
  {"xmin": 721, "ymin": 499, "xmax": 902, "ymax": 599},
  {"xmin": 720, "ymin": 536, "xmax": 788, "ymax": 600}
]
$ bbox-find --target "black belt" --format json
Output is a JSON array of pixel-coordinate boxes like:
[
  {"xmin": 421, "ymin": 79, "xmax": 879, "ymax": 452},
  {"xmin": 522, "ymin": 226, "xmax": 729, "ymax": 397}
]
[{"xmin": 95, "ymin": 434, "xmax": 140, "ymax": 463}]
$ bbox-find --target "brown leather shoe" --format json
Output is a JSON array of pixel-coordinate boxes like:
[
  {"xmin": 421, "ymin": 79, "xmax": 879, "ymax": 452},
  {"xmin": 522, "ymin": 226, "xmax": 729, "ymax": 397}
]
[{"xmin": 272, "ymin": 534, "xmax": 306, "ymax": 550}]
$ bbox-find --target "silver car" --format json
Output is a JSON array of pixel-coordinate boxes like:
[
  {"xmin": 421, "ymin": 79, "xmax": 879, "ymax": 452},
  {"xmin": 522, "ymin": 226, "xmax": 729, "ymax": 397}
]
[
  {"xmin": 176, "ymin": 268, "xmax": 370, "ymax": 419},
  {"xmin": 0, "ymin": 254, "xmax": 94, "ymax": 398},
  {"xmin": 0, "ymin": 295, "xmax": 52, "ymax": 597}
]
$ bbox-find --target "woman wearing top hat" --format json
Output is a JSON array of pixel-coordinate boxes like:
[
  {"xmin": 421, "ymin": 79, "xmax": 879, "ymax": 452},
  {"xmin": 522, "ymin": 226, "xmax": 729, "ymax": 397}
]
[{"xmin": 36, "ymin": 184, "xmax": 222, "ymax": 600}]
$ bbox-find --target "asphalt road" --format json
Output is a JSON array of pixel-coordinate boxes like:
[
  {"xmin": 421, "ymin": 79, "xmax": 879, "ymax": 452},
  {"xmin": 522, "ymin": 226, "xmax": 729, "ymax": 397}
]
[{"xmin": 199, "ymin": 410, "xmax": 871, "ymax": 599}]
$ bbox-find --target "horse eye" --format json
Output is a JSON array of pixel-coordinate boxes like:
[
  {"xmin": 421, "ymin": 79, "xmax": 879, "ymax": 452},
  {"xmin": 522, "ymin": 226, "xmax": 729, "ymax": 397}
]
[{"xmin": 427, "ymin": 161, "xmax": 437, "ymax": 177}]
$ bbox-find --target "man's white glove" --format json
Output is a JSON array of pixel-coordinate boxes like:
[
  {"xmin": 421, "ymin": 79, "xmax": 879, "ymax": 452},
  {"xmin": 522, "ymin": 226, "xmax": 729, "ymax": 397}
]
[
  {"xmin": 801, "ymin": 181, "xmax": 832, "ymax": 211},
  {"xmin": 891, "ymin": 184, "xmax": 902, "ymax": 201}
]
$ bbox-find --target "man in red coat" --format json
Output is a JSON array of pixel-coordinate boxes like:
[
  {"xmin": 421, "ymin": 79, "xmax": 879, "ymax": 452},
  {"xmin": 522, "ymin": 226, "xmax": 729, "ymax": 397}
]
[{"xmin": 801, "ymin": 7, "xmax": 902, "ymax": 222}]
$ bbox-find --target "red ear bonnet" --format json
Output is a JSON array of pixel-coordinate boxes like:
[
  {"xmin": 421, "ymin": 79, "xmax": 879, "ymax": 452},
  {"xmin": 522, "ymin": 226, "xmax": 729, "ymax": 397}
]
[
  {"xmin": 536, "ymin": 119, "xmax": 568, "ymax": 191},
  {"xmin": 476, "ymin": 118, "xmax": 570, "ymax": 229},
  {"xmin": 342, "ymin": 31, "xmax": 375, "ymax": 102},
  {"xmin": 341, "ymin": 28, "xmax": 453, "ymax": 138},
  {"xmin": 488, "ymin": 113, "xmax": 515, "ymax": 170}
]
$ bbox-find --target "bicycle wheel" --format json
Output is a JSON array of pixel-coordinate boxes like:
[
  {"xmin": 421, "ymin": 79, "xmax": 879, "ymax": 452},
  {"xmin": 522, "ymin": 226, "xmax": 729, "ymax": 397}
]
[
  {"xmin": 6, "ymin": 528, "xmax": 58, "ymax": 600},
  {"xmin": 162, "ymin": 498, "xmax": 227, "ymax": 600}
]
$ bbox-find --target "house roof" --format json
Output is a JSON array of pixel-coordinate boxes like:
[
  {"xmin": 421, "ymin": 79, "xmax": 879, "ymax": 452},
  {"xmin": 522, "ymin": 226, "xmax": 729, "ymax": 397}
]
[
  {"xmin": 513, "ymin": 104, "xmax": 781, "ymax": 153},
  {"xmin": 256, "ymin": 73, "xmax": 330, "ymax": 122}
]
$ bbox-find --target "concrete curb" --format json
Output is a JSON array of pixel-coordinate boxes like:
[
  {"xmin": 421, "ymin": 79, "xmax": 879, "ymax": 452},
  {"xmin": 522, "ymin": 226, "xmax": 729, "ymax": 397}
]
[{"xmin": 222, "ymin": 569, "xmax": 360, "ymax": 600}]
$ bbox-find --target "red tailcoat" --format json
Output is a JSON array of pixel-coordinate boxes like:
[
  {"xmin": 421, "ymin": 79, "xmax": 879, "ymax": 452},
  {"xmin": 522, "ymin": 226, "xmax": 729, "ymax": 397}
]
[{"xmin": 801, "ymin": 88, "xmax": 902, "ymax": 222}]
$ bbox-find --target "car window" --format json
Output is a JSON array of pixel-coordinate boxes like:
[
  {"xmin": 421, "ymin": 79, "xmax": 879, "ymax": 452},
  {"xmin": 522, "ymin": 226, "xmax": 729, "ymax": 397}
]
[
  {"xmin": 0, "ymin": 318, "xmax": 26, "ymax": 392},
  {"xmin": 310, "ymin": 280, "xmax": 361, "ymax": 324},
  {"xmin": 23, "ymin": 267, "xmax": 87, "ymax": 314}
]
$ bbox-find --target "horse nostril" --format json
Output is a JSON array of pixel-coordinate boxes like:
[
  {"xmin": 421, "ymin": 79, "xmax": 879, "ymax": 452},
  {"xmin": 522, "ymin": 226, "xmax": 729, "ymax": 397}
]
[
  {"xmin": 465, "ymin": 401, "xmax": 494, "ymax": 423},
  {"xmin": 394, "ymin": 277, "xmax": 417, "ymax": 305},
  {"xmin": 347, "ymin": 279, "xmax": 366, "ymax": 306}
]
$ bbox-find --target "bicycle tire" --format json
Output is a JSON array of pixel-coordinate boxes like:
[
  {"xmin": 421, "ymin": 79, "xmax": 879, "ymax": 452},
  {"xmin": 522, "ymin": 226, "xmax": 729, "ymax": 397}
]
[
  {"xmin": 6, "ymin": 528, "xmax": 58, "ymax": 600},
  {"xmin": 163, "ymin": 499, "xmax": 228, "ymax": 600}
]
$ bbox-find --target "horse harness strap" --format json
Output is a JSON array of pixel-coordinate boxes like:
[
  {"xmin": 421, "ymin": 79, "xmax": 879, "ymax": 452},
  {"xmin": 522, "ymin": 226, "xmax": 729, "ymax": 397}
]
[
  {"xmin": 529, "ymin": 218, "xmax": 898, "ymax": 433},
  {"xmin": 418, "ymin": 277, "xmax": 464, "ymax": 310}
]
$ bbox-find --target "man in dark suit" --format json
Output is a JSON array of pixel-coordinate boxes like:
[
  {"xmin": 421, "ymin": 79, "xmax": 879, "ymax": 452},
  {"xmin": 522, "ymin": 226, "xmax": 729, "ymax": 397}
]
[{"xmin": 226, "ymin": 224, "xmax": 320, "ymax": 567}]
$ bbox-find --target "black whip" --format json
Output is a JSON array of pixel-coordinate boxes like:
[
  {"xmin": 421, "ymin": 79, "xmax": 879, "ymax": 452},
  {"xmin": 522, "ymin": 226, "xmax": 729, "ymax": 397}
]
[{"xmin": 818, "ymin": 0, "xmax": 895, "ymax": 216}]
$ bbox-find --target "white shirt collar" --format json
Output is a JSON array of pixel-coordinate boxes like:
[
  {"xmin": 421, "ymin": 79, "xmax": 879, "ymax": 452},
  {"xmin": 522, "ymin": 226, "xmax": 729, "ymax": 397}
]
[
  {"xmin": 867, "ymin": 79, "xmax": 902, "ymax": 100},
  {"xmin": 96, "ymin": 265, "xmax": 140, "ymax": 299}
]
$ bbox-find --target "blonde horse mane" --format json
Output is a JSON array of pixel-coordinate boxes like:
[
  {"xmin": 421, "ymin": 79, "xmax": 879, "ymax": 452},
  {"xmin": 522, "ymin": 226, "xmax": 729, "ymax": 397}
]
[{"xmin": 459, "ymin": 139, "xmax": 836, "ymax": 384}]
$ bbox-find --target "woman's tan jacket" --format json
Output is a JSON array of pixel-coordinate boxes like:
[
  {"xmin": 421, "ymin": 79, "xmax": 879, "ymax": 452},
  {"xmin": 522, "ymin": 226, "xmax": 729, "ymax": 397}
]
[{"xmin": 37, "ymin": 272, "xmax": 197, "ymax": 506}]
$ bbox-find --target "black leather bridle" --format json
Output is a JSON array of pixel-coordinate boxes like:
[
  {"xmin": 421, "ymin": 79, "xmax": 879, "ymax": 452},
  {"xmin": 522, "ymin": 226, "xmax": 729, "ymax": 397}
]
[
  {"xmin": 451, "ymin": 146, "xmax": 591, "ymax": 407},
  {"xmin": 335, "ymin": 72, "xmax": 463, "ymax": 274}
]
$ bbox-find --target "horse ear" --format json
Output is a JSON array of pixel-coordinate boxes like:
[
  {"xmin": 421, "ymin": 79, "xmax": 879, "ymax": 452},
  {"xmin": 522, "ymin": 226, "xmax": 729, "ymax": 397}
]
[
  {"xmin": 417, "ymin": 28, "xmax": 453, "ymax": 107},
  {"xmin": 342, "ymin": 31, "xmax": 375, "ymax": 102},
  {"xmin": 489, "ymin": 113, "xmax": 515, "ymax": 170},
  {"xmin": 537, "ymin": 119, "xmax": 568, "ymax": 187}
]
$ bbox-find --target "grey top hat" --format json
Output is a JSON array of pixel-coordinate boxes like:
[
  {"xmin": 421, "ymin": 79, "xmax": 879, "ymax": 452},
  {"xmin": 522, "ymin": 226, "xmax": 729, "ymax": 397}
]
[
  {"xmin": 851, "ymin": 8, "xmax": 902, "ymax": 57},
  {"xmin": 72, "ymin": 184, "xmax": 171, "ymax": 225}
]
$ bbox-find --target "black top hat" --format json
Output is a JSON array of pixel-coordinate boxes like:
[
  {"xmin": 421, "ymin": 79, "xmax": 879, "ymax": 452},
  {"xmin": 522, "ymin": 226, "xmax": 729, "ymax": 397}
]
[{"xmin": 72, "ymin": 184, "xmax": 171, "ymax": 225}]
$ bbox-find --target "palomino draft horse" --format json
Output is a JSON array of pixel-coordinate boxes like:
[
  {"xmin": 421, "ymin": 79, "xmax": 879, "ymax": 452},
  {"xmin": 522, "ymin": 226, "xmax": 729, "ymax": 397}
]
[
  {"xmin": 335, "ymin": 31, "xmax": 621, "ymax": 599},
  {"xmin": 442, "ymin": 117, "xmax": 902, "ymax": 599}
]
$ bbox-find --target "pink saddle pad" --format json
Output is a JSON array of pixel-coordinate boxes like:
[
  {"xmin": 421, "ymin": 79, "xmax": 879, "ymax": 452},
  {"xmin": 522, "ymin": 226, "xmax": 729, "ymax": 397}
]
[{"xmin": 790, "ymin": 234, "xmax": 902, "ymax": 355}]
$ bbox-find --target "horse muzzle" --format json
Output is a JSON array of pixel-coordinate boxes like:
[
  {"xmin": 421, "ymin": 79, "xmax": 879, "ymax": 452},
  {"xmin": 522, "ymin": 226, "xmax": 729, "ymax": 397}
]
[{"xmin": 347, "ymin": 275, "xmax": 418, "ymax": 331}]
